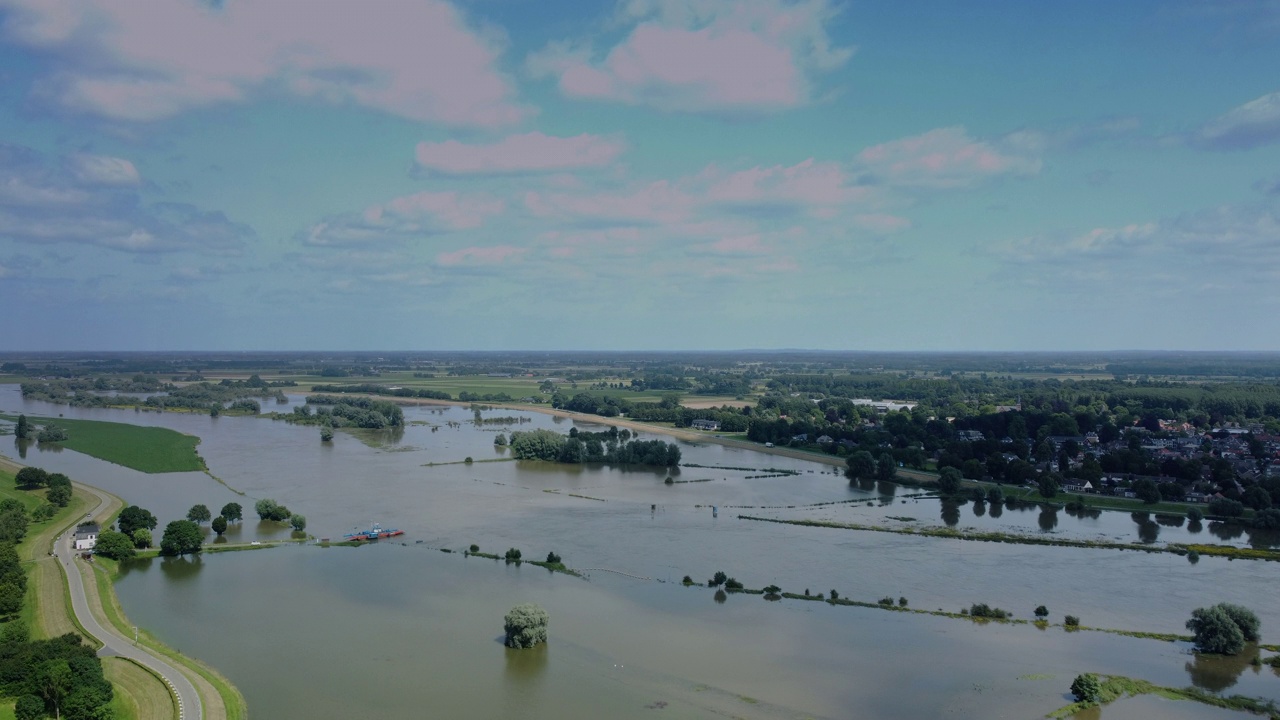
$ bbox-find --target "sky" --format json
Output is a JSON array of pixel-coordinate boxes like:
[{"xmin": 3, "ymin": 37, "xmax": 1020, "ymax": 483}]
[{"xmin": 0, "ymin": 0, "xmax": 1277, "ymax": 352}]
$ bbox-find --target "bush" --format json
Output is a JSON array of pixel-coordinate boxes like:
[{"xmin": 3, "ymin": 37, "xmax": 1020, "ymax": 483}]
[
  {"xmin": 1064, "ymin": 615, "xmax": 1080, "ymax": 627},
  {"xmin": 1187, "ymin": 603, "xmax": 1260, "ymax": 655},
  {"xmin": 1208, "ymin": 497, "xmax": 1244, "ymax": 518},
  {"xmin": 682, "ymin": 575, "xmax": 694, "ymax": 585},
  {"xmin": 505, "ymin": 548, "xmax": 522, "ymax": 562},
  {"xmin": 1070, "ymin": 673, "xmax": 1102, "ymax": 702},
  {"xmin": 1034, "ymin": 605, "xmax": 1049, "ymax": 618},
  {"xmin": 969, "ymin": 603, "xmax": 1011, "ymax": 619},
  {"xmin": 290, "ymin": 514, "xmax": 307, "ymax": 532},
  {"xmin": 503, "ymin": 603, "xmax": 549, "ymax": 649},
  {"xmin": 724, "ymin": 578, "xmax": 743, "ymax": 590},
  {"xmin": 1187, "ymin": 507, "xmax": 1204, "ymax": 523},
  {"xmin": 898, "ymin": 596, "xmax": 908, "ymax": 607},
  {"xmin": 469, "ymin": 544, "xmax": 480, "ymax": 553},
  {"xmin": 545, "ymin": 551, "xmax": 561, "ymax": 564},
  {"xmin": 829, "ymin": 589, "xmax": 839, "ymax": 600},
  {"xmin": 709, "ymin": 571, "xmax": 727, "ymax": 587}
]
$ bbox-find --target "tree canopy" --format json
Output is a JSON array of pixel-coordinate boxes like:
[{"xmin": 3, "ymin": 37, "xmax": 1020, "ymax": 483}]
[
  {"xmin": 116, "ymin": 506, "xmax": 158, "ymax": 536},
  {"xmin": 159, "ymin": 520, "xmax": 203, "ymax": 556},
  {"xmin": 1186, "ymin": 603, "xmax": 1260, "ymax": 655},
  {"xmin": 503, "ymin": 604, "xmax": 549, "ymax": 649}
]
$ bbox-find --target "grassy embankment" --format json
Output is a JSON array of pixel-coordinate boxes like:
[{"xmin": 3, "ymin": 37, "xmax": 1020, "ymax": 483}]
[
  {"xmin": 87, "ymin": 555, "xmax": 247, "ymax": 720},
  {"xmin": 0, "ymin": 473, "xmax": 169, "ymax": 720},
  {"xmin": 0, "ymin": 414, "xmax": 205, "ymax": 473}
]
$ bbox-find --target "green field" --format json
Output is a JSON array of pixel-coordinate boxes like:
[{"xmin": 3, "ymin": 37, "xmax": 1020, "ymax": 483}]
[{"xmin": 1, "ymin": 415, "xmax": 205, "ymax": 473}]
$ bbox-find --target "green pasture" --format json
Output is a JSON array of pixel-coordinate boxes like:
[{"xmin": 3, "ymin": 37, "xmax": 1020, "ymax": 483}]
[{"xmin": 1, "ymin": 415, "xmax": 205, "ymax": 473}]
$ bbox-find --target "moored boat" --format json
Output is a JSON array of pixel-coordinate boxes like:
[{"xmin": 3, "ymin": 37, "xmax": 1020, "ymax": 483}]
[{"xmin": 343, "ymin": 522, "xmax": 404, "ymax": 541}]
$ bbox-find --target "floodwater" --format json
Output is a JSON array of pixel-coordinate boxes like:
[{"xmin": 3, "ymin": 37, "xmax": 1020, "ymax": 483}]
[{"xmin": 2, "ymin": 385, "xmax": 1278, "ymax": 718}]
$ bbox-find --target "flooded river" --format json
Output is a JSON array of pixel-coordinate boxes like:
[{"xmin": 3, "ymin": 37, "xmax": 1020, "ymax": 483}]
[{"xmin": 2, "ymin": 386, "xmax": 1276, "ymax": 718}]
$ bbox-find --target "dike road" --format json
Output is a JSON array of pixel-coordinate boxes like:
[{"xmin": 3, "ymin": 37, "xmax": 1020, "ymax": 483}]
[{"xmin": 60, "ymin": 483, "xmax": 203, "ymax": 720}]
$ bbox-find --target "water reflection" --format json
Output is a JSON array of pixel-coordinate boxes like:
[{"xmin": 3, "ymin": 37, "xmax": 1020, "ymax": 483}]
[
  {"xmin": 1185, "ymin": 645, "xmax": 1259, "ymax": 692},
  {"xmin": 713, "ymin": 590, "xmax": 727, "ymax": 604},
  {"xmin": 504, "ymin": 642, "xmax": 549, "ymax": 685},
  {"xmin": 1038, "ymin": 507, "xmax": 1058, "ymax": 533},
  {"xmin": 988, "ymin": 502, "xmax": 1003, "ymax": 519},
  {"xmin": 971, "ymin": 500, "xmax": 986, "ymax": 517},
  {"xmin": 1209, "ymin": 522, "xmax": 1245, "ymax": 542},
  {"xmin": 1187, "ymin": 520, "xmax": 1203, "ymax": 534},
  {"xmin": 1065, "ymin": 504, "xmax": 1101, "ymax": 520},
  {"xmin": 158, "ymin": 555, "xmax": 204, "ymax": 582},
  {"xmin": 1155, "ymin": 514, "xmax": 1184, "ymax": 528},
  {"xmin": 877, "ymin": 481, "xmax": 897, "ymax": 498},
  {"xmin": 1136, "ymin": 521, "xmax": 1159, "ymax": 544},
  {"xmin": 940, "ymin": 501, "xmax": 960, "ymax": 527}
]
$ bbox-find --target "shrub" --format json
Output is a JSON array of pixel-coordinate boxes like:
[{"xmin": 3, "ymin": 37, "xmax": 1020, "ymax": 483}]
[
  {"xmin": 898, "ymin": 596, "xmax": 908, "ymax": 607},
  {"xmin": 878, "ymin": 597, "xmax": 894, "ymax": 606},
  {"xmin": 469, "ymin": 544, "xmax": 480, "ymax": 553},
  {"xmin": 465, "ymin": 457, "xmax": 474, "ymax": 464},
  {"xmin": 709, "ymin": 571, "xmax": 727, "ymax": 587},
  {"xmin": 1064, "ymin": 615, "xmax": 1080, "ymax": 627},
  {"xmin": 1187, "ymin": 603, "xmax": 1260, "ymax": 655},
  {"xmin": 829, "ymin": 589, "xmax": 839, "ymax": 600},
  {"xmin": 503, "ymin": 604, "xmax": 549, "ymax": 649},
  {"xmin": 724, "ymin": 578, "xmax": 743, "ymax": 590},
  {"xmin": 545, "ymin": 551, "xmax": 561, "ymax": 564},
  {"xmin": 290, "ymin": 514, "xmax": 307, "ymax": 532},
  {"xmin": 1070, "ymin": 673, "xmax": 1102, "ymax": 702},
  {"xmin": 1187, "ymin": 506, "xmax": 1204, "ymax": 523},
  {"xmin": 505, "ymin": 548, "xmax": 522, "ymax": 562},
  {"xmin": 969, "ymin": 603, "xmax": 1010, "ymax": 619},
  {"xmin": 1034, "ymin": 605, "xmax": 1048, "ymax": 618},
  {"xmin": 682, "ymin": 575, "xmax": 694, "ymax": 585}
]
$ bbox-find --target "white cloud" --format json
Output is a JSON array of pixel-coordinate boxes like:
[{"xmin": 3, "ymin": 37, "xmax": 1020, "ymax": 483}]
[
  {"xmin": 526, "ymin": 0, "xmax": 852, "ymax": 113},
  {"xmin": 69, "ymin": 154, "xmax": 141, "ymax": 185},
  {"xmin": 0, "ymin": 0, "xmax": 526, "ymax": 126},
  {"xmin": 306, "ymin": 190, "xmax": 505, "ymax": 246},
  {"xmin": 1197, "ymin": 90, "xmax": 1280, "ymax": 150},
  {"xmin": 415, "ymin": 132, "xmax": 625, "ymax": 175},
  {"xmin": 0, "ymin": 143, "xmax": 250, "ymax": 253},
  {"xmin": 856, "ymin": 127, "xmax": 1041, "ymax": 189}
]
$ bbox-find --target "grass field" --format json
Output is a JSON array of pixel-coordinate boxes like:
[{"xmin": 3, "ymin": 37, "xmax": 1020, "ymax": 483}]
[
  {"xmin": 104, "ymin": 657, "xmax": 174, "ymax": 720},
  {"xmin": 1, "ymin": 415, "xmax": 205, "ymax": 473}
]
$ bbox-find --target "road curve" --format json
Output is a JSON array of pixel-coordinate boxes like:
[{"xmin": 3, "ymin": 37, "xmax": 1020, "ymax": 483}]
[{"xmin": 59, "ymin": 483, "xmax": 204, "ymax": 720}]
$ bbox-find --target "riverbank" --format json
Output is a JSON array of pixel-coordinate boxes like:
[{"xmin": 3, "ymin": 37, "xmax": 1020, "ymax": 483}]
[{"xmin": 0, "ymin": 454, "xmax": 246, "ymax": 720}]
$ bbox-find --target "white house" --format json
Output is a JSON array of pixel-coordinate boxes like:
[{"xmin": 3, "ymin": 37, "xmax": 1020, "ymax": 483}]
[
  {"xmin": 691, "ymin": 419, "xmax": 721, "ymax": 431},
  {"xmin": 74, "ymin": 523, "xmax": 99, "ymax": 551}
]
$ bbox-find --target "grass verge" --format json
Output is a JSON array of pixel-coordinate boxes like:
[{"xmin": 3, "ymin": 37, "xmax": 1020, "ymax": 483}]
[{"xmin": 104, "ymin": 657, "xmax": 176, "ymax": 720}]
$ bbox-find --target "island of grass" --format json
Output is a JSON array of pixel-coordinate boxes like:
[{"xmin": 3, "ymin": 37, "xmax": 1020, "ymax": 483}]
[{"xmin": 2, "ymin": 414, "xmax": 205, "ymax": 473}]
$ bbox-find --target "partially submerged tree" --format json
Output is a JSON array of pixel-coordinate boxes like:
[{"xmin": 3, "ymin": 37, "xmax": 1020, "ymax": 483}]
[
  {"xmin": 220, "ymin": 502, "xmax": 243, "ymax": 523},
  {"xmin": 504, "ymin": 603, "xmax": 549, "ymax": 649},
  {"xmin": 1187, "ymin": 603, "xmax": 1260, "ymax": 655},
  {"xmin": 117, "ymin": 505, "xmax": 158, "ymax": 535},
  {"xmin": 211, "ymin": 516, "xmax": 227, "ymax": 536},
  {"xmin": 160, "ymin": 520, "xmax": 203, "ymax": 556},
  {"xmin": 1070, "ymin": 673, "xmax": 1102, "ymax": 703},
  {"xmin": 186, "ymin": 504, "xmax": 212, "ymax": 524}
]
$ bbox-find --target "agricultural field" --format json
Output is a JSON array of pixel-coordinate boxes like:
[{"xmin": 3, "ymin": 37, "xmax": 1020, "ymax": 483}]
[{"xmin": 1, "ymin": 415, "xmax": 205, "ymax": 473}]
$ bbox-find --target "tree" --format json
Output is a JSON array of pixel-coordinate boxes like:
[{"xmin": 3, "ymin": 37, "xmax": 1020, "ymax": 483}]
[
  {"xmin": 117, "ymin": 505, "xmax": 158, "ymax": 536},
  {"xmin": 877, "ymin": 452, "xmax": 897, "ymax": 482},
  {"xmin": 1208, "ymin": 497, "xmax": 1244, "ymax": 518},
  {"xmin": 132, "ymin": 528, "xmax": 152, "ymax": 549},
  {"xmin": 937, "ymin": 467, "xmax": 963, "ymax": 496},
  {"xmin": 15, "ymin": 414, "xmax": 29, "ymax": 441},
  {"xmin": 709, "ymin": 570, "xmax": 728, "ymax": 587},
  {"xmin": 159, "ymin": 520, "xmax": 203, "ymax": 556},
  {"xmin": 37, "ymin": 424, "xmax": 67, "ymax": 443},
  {"xmin": 1132, "ymin": 478, "xmax": 1161, "ymax": 505},
  {"xmin": 1038, "ymin": 474, "xmax": 1061, "ymax": 499},
  {"xmin": 1070, "ymin": 673, "xmax": 1102, "ymax": 703},
  {"xmin": 290, "ymin": 514, "xmax": 307, "ymax": 532},
  {"xmin": 14, "ymin": 695, "xmax": 43, "ymax": 720},
  {"xmin": 186, "ymin": 504, "xmax": 212, "ymax": 524},
  {"xmin": 504, "ymin": 547, "xmax": 522, "ymax": 562},
  {"xmin": 254, "ymin": 498, "xmax": 291, "ymax": 521},
  {"xmin": 211, "ymin": 516, "xmax": 227, "ymax": 536},
  {"xmin": 1034, "ymin": 605, "xmax": 1049, "ymax": 618},
  {"xmin": 0, "ymin": 508, "xmax": 28, "ymax": 543},
  {"xmin": 1254, "ymin": 508, "xmax": 1280, "ymax": 529},
  {"xmin": 320, "ymin": 426, "xmax": 334, "ymax": 442},
  {"xmin": 1186, "ymin": 603, "xmax": 1259, "ymax": 655},
  {"xmin": 1242, "ymin": 485, "xmax": 1272, "ymax": 511},
  {"xmin": 0, "ymin": 581, "xmax": 23, "ymax": 616},
  {"xmin": 38, "ymin": 659, "xmax": 73, "ymax": 720},
  {"xmin": 46, "ymin": 482, "xmax": 71, "ymax": 508},
  {"xmin": 1187, "ymin": 507, "xmax": 1204, "ymax": 523},
  {"xmin": 545, "ymin": 551, "xmax": 561, "ymax": 564},
  {"xmin": 220, "ymin": 502, "xmax": 243, "ymax": 523},
  {"xmin": 494, "ymin": 433, "xmax": 507, "ymax": 446},
  {"xmin": 846, "ymin": 451, "xmax": 876, "ymax": 481},
  {"xmin": 503, "ymin": 603, "xmax": 549, "ymax": 649},
  {"xmin": 15, "ymin": 466, "xmax": 49, "ymax": 489},
  {"xmin": 93, "ymin": 530, "xmax": 136, "ymax": 560}
]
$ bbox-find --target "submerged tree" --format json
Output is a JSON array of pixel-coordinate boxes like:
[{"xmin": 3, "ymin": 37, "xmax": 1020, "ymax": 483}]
[
  {"xmin": 504, "ymin": 603, "xmax": 549, "ymax": 649},
  {"xmin": 1070, "ymin": 673, "xmax": 1101, "ymax": 703},
  {"xmin": 1187, "ymin": 603, "xmax": 1260, "ymax": 655},
  {"xmin": 212, "ymin": 516, "xmax": 227, "ymax": 536},
  {"xmin": 160, "ymin": 520, "xmax": 203, "ymax": 556}
]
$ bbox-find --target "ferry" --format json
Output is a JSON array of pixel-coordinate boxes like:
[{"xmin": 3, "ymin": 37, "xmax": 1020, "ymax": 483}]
[{"xmin": 343, "ymin": 522, "xmax": 404, "ymax": 542}]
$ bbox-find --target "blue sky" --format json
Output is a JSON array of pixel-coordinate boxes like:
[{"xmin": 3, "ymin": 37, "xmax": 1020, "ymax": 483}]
[{"xmin": 0, "ymin": 0, "xmax": 1277, "ymax": 351}]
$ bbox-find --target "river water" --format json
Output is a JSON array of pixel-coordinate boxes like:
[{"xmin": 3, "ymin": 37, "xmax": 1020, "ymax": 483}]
[{"xmin": 1, "ymin": 386, "xmax": 1276, "ymax": 718}]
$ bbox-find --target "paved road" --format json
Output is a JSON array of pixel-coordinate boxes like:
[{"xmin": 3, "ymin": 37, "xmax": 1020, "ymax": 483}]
[{"xmin": 59, "ymin": 484, "xmax": 203, "ymax": 720}]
